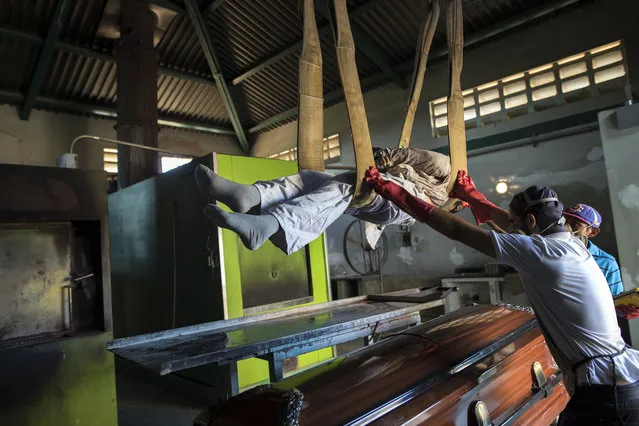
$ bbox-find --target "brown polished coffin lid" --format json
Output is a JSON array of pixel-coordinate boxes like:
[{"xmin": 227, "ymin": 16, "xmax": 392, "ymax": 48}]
[{"xmin": 201, "ymin": 305, "xmax": 569, "ymax": 426}]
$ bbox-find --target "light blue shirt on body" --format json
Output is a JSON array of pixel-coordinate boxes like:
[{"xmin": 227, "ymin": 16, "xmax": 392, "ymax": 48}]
[{"xmin": 588, "ymin": 241, "xmax": 624, "ymax": 296}]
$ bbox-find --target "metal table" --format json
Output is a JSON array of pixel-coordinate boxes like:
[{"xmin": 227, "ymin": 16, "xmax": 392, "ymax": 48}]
[
  {"xmin": 108, "ymin": 288, "xmax": 450, "ymax": 381},
  {"xmin": 441, "ymin": 275, "xmax": 505, "ymax": 306}
]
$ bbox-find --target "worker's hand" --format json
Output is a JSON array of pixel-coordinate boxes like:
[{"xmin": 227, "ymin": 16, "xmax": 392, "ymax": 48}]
[
  {"xmin": 450, "ymin": 170, "xmax": 487, "ymax": 203},
  {"xmin": 365, "ymin": 167, "xmax": 434, "ymax": 220},
  {"xmin": 449, "ymin": 170, "xmax": 496, "ymax": 226},
  {"xmin": 364, "ymin": 166, "xmax": 385, "ymax": 189},
  {"xmin": 449, "ymin": 200, "xmax": 470, "ymax": 213}
]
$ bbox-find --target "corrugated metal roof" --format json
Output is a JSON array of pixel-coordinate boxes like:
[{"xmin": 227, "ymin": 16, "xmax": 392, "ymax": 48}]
[
  {"xmin": 157, "ymin": 74, "xmax": 229, "ymax": 124},
  {"xmin": 36, "ymin": 49, "xmax": 230, "ymax": 124},
  {"xmin": 207, "ymin": 0, "xmax": 315, "ymax": 78},
  {"xmin": 355, "ymin": 0, "xmax": 433, "ymax": 64},
  {"xmin": 0, "ymin": 0, "xmax": 582, "ymax": 139},
  {"xmin": 42, "ymin": 51, "xmax": 117, "ymax": 105},
  {"xmin": 237, "ymin": 30, "xmax": 379, "ymax": 125},
  {"xmin": 354, "ymin": 0, "xmax": 556, "ymax": 69},
  {"xmin": 156, "ymin": 14, "xmax": 210, "ymax": 76},
  {"xmin": 0, "ymin": 38, "xmax": 40, "ymax": 92},
  {"xmin": 60, "ymin": 0, "xmax": 116, "ymax": 51},
  {"xmin": 0, "ymin": 0, "xmax": 55, "ymax": 34}
]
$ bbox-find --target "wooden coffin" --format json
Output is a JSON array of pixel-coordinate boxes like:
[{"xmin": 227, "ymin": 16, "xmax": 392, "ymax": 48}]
[{"xmin": 198, "ymin": 306, "xmax": 569, "ymax": 426}]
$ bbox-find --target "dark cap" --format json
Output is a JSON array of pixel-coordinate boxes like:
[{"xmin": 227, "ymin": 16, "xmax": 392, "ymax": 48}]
[{"xmin": 509, "ymin": 186, "xmax": 564, "ymax": 220}]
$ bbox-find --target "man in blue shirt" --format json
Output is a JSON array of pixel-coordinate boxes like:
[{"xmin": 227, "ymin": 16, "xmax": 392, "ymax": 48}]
[{"xmin": 563, "ymin": 203, "xmax": 624, "ymax": 296}]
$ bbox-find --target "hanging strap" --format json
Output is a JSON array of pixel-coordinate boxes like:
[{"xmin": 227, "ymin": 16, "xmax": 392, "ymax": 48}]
[
  {"xmin": 297, "ymin": 0, "xmax": 325, "ymax": 172},
  {"xmin": 441, "ymin": 0, "xmax": 467, "ymax": 212},
  {"xmin": 334, "ymin": 0, "xmax": 376, "ymax": 207},
  {"xmin": 397, "ymin": 1, "xmax": 440, "ymax": 149}
]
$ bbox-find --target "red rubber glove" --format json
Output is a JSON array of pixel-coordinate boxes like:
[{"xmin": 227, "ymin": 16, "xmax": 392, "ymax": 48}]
[
  {"xmin": 450, "ymin": 170, "xmax": 498, "ymax": 225},
  {"xmin": 364, "ymin": 167, "xmax": 434, "ymax": 221}
]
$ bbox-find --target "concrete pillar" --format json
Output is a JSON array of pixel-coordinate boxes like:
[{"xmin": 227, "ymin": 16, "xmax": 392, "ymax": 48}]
[{"xmin": 116, "ymin": 0, "xmax": 159, "ymax": 189}]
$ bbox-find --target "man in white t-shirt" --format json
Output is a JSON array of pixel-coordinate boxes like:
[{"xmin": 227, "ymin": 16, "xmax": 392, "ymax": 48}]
[{"xmin": 364, "ymin": 167, "xmax": 639, "ymax": 425}]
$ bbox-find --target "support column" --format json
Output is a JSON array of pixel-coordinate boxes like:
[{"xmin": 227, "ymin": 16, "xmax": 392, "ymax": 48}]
[{"xmin": 116, "ymin": 0, "xmax": 159, "ymax": 189}]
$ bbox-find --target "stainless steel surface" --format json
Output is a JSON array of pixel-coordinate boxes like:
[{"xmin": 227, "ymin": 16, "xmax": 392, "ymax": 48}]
[
  {"xmin": 367, "ymin": 288, "xmax": 453, "ymax": 304},
  {"xmin": 441, "ymin": 276, "xmax": 505, "ymax": 305},
  {"xmin": 108, "ymin": 291, "xmax": 448, "ymax": 376},
  {"xmin": 243, "ymin": 296, "xmax": 314, "ymax": 316}
]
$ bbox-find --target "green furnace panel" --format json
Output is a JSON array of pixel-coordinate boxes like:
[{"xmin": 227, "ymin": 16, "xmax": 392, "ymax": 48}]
[{"xmin": 109, "ymin": 153, "xmax": 333, "ymax": 400}]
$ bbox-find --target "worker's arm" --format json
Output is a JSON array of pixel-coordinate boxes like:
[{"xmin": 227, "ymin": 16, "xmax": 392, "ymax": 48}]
[
  {"xmin": 484, "ymin": 208, "xmax": 511, "ymax": 231},
  {"xmin": 449, "ymin": 170, "xmax": 511, "ymax": 230},
  {"xmin": 422, "ymin": 207, "xmax": 496, "ymax": 258},
  {"xmin": 486, "ymin": 221, "xmax": 507, "ymax": 234},
  {"xmin": 365, "ymin": 167, "xmax": 495, "ymax": 258}
]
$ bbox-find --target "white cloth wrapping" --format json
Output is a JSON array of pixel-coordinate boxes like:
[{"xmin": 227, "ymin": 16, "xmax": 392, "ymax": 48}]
[
  {"xmin": 374, "ymin": 147, "xmax": 451, "ymax": 206},
  {"xmin": 254, "ymin": 170, "xmax": 415, "ymax": 254}
]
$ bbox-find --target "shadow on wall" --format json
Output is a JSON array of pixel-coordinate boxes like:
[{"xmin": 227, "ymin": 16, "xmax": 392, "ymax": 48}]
[{"xmin": 327, "ymin": 130, "xmax": 618, "ymax": 283}]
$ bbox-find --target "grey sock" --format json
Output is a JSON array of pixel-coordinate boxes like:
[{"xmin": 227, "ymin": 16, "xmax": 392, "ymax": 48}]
[
  {"xmin": 203, "ymin": 205, "xmax": 279, "ymax": 251},
  {"xmin": 195, "ymin": 164, "xmax": 261, "ymax": 214}
]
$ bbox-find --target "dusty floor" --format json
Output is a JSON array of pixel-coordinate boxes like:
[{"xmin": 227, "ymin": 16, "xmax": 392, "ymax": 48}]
[{"xmin": 116, "ymin": 373, "xmax": 204, "ymax": 426}]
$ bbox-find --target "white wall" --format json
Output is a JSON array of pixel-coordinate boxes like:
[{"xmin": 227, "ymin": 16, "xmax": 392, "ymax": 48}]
[
  {"xmin": 599, "ymin": 107, "xmax": 639, "ymax": 291},
  {"xmin": 0, "ymin": 104, "xmax": 243, "ymax": 170},
  {"xmin": 599, "ymin": 105, "xmax": 639, "ymax": 347}
]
